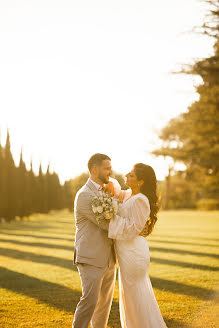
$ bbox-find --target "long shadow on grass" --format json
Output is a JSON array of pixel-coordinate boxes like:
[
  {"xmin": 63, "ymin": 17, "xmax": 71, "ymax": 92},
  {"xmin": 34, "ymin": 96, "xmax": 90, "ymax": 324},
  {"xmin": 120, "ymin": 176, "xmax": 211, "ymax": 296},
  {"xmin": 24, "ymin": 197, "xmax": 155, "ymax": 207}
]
[
  {"xmin": 3, "ymin": 233, "xmax": 218, "ymax": 248},
  {"xmin": 150, "ymin": 246, "xmax": 219, "ymax": 259},
  {"xmin": 0, "ymin": 238, "xmax": 74, "ymax": 251},
  {"xmin": 0, "ymin": 248, "xmax": 214, "ymax": 300},
  {"xmin": 1, "ymin": 239, "xmax": 219, "ymax": 260},
  {"xmin": 154, "ymin": 235, "xmax": 219, "ymax": 243},
  {"xmin": 0, "ymin": 222, "xmax": 74, "ymax": 233},
  {"xmin": 0, "ymin": 266, "xmax": 80, "ymax": 312},
  {"xmin": 1, "ymin": 239, "xmax": 218, "ymax": 273},
  {"xmin": 151, "ymin": 256, "xmax": 219, "ymax": 271},
  {"xmin": 0, "ymin": 247, "xmax": 77, "ymax": 271},
  {"xmin": 0, "ymin": 267, "xmax": 120, "ymax": 327},
  {"xmin": 148, "ymin": 239, "xmax": 219, "ymax": 248},
  {"xmin": 1, "ymin": 244, "xmax": 217, "ymax": 276},
  {"xmin": 0, "ymin": 266, "xmax": 209, "ymax": 328},
  {"xmin": 150, "ymin": 276, "xmax": 213, "ymax": 300},
  {"xmin": 0, "ymin": 223, "xmax": 63, "ymax": 231},
  {"xmin": 0, "ymin": 232, "xmax": 74, "ymax": 242}
]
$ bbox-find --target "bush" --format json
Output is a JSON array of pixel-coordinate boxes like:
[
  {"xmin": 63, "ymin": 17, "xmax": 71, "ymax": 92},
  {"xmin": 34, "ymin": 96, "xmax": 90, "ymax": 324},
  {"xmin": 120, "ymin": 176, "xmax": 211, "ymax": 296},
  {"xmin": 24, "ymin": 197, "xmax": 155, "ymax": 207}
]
[{"xmin": 196, "ymin": 198, "xmax": 219, "ymax": 210}]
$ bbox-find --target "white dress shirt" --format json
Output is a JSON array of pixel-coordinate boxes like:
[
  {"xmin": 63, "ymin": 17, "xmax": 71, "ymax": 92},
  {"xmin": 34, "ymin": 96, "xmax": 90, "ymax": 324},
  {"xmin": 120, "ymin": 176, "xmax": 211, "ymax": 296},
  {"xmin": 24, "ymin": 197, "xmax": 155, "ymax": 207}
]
[{"xmin": 88, "ymin": 178, "xmax": 103, "ymax": 191}]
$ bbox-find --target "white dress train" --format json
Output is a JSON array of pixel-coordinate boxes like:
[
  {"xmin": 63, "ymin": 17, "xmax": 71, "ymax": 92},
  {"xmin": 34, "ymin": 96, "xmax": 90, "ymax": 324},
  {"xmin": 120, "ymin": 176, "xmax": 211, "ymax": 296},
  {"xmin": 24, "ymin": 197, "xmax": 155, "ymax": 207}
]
[{"xmin": 108, "ymin": 189, "xmax": 168, "ymax": 328}]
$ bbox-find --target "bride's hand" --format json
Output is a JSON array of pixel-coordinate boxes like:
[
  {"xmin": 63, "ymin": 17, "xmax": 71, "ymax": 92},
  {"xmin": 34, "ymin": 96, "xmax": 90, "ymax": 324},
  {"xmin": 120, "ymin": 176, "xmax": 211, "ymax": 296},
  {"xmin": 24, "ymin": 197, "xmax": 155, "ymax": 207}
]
[{"xmin": 103, "ymin": 181, "xmax": 115, "ymax": 196}]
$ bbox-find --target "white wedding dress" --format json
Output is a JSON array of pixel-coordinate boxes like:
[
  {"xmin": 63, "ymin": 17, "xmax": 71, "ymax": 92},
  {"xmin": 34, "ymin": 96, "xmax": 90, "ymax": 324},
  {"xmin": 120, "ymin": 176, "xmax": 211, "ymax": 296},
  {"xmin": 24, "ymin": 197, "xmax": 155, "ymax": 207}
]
[{"xmin": 108, "ymin": 179, "xmax": 168, "ymax": 328}]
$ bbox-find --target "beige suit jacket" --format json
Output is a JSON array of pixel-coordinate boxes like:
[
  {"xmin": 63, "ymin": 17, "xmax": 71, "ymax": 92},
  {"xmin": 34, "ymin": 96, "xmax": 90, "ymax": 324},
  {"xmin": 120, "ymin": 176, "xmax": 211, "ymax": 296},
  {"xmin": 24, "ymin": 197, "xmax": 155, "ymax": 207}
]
[{"xmin": 73, "ymin": 179, "xmax": 116, "ymax": 268}]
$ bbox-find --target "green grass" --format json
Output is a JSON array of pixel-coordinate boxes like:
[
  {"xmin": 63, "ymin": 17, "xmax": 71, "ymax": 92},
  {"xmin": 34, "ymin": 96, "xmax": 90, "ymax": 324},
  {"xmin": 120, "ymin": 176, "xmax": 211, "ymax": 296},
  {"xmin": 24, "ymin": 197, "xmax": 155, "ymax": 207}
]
[{"xmin": 0, "ymin": 210, "xmax": 219, "ymax": 328}]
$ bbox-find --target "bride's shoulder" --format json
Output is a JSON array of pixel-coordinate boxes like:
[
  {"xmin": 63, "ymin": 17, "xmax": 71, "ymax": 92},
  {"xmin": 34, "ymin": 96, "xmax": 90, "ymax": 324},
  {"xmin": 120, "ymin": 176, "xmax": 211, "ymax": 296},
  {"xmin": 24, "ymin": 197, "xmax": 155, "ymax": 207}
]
[{"xmin": 133, "ymin": 193, "xmax": 150, "ymax": 205}]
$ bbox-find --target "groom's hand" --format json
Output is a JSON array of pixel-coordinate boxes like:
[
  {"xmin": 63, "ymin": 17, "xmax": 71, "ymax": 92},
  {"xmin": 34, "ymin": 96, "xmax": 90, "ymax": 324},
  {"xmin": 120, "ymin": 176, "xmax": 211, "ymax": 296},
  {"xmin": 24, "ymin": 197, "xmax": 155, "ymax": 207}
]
[{"xmin": 103, "ymin": 181, "xmax": 115, "ymax": 196}]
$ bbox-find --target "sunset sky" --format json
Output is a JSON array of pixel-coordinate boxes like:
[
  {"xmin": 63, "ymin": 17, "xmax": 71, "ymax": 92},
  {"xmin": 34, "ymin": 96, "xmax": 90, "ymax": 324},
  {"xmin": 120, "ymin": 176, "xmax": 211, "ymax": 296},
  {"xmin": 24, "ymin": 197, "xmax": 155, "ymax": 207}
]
[{"xmin": 0, "ymin": 0, "xmax": 214, "ymax": 183}]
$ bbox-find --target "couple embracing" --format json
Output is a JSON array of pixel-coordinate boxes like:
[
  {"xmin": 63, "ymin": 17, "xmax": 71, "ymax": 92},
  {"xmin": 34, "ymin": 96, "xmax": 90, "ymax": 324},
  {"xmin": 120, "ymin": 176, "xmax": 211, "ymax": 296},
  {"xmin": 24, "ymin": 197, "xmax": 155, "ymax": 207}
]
[{"xmin": 73, "ymin": 153, "xmax": 168, "ymax": 328}]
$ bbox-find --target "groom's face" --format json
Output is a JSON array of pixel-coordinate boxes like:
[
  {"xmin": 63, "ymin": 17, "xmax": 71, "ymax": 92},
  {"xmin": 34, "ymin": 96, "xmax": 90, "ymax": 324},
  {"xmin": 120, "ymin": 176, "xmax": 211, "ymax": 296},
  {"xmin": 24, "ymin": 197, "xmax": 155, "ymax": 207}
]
[{"xmin": 96, "ymin": 159, "xmax": 112, "ymax": 184}]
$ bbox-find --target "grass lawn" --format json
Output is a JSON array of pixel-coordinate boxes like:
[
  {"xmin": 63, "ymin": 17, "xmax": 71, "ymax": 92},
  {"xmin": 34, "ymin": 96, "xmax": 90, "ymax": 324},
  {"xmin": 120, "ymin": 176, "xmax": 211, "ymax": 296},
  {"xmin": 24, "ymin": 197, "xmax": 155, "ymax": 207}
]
[{"xmin": 0, "ymin": 210, "xmax": 219, "ymax": 328}]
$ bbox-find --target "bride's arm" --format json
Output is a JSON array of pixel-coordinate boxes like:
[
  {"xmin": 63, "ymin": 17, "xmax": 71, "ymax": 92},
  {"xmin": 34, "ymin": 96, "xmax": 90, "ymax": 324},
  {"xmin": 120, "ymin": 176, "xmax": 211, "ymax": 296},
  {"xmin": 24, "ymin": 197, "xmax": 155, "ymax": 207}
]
[
  {"xmin": 106, "ymin": 177, "xmax": 132, "ymax": 203},
  {"xmin": 108, "ymin": 196, "xmax": 150, "ymax": 240}
]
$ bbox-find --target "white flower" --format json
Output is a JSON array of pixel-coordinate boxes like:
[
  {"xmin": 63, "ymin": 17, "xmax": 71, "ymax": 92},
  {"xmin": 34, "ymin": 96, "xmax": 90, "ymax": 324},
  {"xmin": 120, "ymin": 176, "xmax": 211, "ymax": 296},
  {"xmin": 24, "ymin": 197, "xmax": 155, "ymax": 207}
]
[
  {"xmin": 92, "ymin": 206, "xmax": 98, "ymax": 213},
  {"xmin": 92, "ymin": 194, "xmax": 116, "ymax": 224},
  {"xmin": 97, "ymin": 206, "xmax": 103, "ymax": 213},
  {"xmin": 104, "ymin": 211, "xmax": 112, "ymax": 220}
]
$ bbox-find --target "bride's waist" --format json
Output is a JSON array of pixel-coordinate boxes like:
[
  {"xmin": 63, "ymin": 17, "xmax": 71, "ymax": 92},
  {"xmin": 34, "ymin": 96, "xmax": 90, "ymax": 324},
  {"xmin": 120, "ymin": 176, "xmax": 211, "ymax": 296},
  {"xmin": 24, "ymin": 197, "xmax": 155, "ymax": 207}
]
[{"xmin": 115, "ymin": 236, "xmax": 149, "ymax": 248}]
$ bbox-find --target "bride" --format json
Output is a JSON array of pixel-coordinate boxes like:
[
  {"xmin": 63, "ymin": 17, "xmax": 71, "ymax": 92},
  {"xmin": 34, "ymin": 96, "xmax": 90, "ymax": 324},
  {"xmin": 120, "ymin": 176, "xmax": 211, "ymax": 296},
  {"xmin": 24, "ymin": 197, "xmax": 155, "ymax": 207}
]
[{"xmin": 105, "ymin": 163, "xmax": 168, "ymax": 328}]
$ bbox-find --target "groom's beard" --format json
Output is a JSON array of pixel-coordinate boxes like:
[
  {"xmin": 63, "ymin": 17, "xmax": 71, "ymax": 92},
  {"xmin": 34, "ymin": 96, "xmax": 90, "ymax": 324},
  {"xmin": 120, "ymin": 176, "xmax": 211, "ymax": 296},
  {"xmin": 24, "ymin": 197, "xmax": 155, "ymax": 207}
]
[{"xmin": 98, "ymin": 174, "xmax": 110, "ymax": 185}]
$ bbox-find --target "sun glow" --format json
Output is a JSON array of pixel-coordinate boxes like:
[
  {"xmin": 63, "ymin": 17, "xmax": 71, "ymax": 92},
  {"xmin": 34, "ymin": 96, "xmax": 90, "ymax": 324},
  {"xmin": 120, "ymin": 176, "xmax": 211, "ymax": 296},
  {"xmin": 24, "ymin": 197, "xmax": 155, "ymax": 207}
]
[{"xmin": 0, "ymin": 0, "xmax": 214, "ymax": 183}]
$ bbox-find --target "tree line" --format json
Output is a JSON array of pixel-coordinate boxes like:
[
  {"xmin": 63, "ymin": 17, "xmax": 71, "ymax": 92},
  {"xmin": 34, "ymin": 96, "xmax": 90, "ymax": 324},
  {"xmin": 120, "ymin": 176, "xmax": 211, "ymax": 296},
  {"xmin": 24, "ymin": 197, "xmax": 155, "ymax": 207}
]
[
  {"xmin": 153, "ymin": 0, "xmax": 219, "ymax": 210},
  {"xmin": 0, "ymin": 129, "xmax": 127, "ymax": 222},
  {"xmin": 0, "ymin": 130, "xmax": 73, "ymax": 221}
]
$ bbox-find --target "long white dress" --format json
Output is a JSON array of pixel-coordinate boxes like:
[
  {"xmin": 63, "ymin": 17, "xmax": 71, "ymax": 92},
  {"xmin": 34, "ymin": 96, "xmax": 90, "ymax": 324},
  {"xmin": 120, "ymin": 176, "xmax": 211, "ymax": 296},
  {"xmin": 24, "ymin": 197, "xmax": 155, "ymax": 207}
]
[{"xmin": 108, "ymin": 186, "xmax": 168, "ymax": 328}]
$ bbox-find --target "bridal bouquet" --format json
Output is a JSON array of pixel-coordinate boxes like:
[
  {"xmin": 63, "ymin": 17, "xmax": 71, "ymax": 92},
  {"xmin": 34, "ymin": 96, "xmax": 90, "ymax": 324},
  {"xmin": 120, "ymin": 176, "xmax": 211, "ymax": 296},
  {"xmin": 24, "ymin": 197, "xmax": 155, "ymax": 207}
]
[{"xmin": 91, "ymin": 194, "xmax": 118, "ymax": 225}]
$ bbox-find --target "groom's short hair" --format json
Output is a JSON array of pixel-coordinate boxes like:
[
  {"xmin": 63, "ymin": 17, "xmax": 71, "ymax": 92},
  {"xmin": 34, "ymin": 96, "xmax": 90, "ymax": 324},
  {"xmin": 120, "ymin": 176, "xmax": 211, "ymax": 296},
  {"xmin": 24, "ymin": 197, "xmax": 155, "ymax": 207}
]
[{"xmin": 88, "ymin": 153, "xmax": 111, "ymax": 173}]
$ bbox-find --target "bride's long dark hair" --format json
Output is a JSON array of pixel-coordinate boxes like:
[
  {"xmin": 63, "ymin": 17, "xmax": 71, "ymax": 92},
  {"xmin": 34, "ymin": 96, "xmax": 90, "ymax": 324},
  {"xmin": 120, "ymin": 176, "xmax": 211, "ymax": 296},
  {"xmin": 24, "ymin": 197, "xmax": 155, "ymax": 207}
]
[{"xmin": 134, "ymin": 163, "xmax": 159, "ymax": 236}]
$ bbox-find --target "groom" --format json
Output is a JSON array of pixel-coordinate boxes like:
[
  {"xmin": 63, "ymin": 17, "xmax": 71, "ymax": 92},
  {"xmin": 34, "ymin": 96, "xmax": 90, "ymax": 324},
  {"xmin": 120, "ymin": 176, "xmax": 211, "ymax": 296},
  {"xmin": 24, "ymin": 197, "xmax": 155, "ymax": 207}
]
[{"xmin": 72, "ymin": 153, "xmax": 116, "ymax": 328}]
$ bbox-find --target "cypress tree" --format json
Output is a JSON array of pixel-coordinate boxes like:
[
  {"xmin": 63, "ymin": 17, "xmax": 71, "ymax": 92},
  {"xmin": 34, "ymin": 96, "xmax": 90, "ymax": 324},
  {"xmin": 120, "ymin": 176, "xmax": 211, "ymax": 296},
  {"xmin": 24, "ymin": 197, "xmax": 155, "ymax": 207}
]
[
  {"xmin": 50, "ymin": 172, "xmax": 62, "ymax": 210},
  {"xmin": 0, "ymin": 131, "xmax": 5, "ymax": 218},
  {"xmin": 16, "ymin": 148, "xmax": 27, "ymax": 217},
  {"xmin": 46, "ymin": 163, "xmax": 54, "ymax": 212},
  {"xmin": 36, "ymin": 163, "xmax": 48, "ymax": 213},
  {"xmin": 27, "ymin": 159, "xmax": 38, "ymax": 215},
  {"xmin": 4, "ymin": 130, "xmax": 16, "ymax": 220}
]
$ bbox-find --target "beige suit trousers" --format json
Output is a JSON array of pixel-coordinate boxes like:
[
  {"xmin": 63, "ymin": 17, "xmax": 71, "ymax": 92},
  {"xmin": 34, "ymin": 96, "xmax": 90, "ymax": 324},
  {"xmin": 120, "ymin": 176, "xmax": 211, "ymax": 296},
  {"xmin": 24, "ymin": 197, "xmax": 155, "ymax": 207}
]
[{"xmin": 72, "ymin": 253, "xmax": 116, "ymax": 328}]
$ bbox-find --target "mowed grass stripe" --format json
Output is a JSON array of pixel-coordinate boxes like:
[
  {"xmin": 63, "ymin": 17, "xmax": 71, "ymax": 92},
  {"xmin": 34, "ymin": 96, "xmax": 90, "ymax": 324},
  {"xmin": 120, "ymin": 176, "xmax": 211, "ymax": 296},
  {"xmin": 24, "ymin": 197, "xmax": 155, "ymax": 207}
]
[
  {"xmin": 0, "ymin": 261, "xmax": 204, "ymax": 328},
  {"xmin": 0, "ymin": 239, "xmax": 74, "ymax": 250},
  {"xmin": 0, "ymin": 287, "xmax": 75, "ymax": 328},
  {"xmin": 1, "ymin": 245, "xmax": 218, "ymax": 274},
  {"xmin": 150, "ymin": 256, "xmax": 219, "ymax": 271},
  {"xmin": 0, "ymin": 266, "xmax": 81, "ymax": 313},
  {"xmin": 0, "ymin": 231, "xmax": 74, "ymax": 242},
  {"xmin": 0, "ymin": 242, "xmax": 73, "ymax": 259},
  {"xmin": 0, "ymin": 248, "xmax": 76, "ymax": 271},
  {"xmin": 148, "ymin": 239, "xmax": 219, "ymax": 249},
  {"xmin": 1, "ymin": 237, "xmax": 219, "ymax": 256},
  {"xmin": 1, "ymin": 252, "xmax": 213, "ymax": 301}
]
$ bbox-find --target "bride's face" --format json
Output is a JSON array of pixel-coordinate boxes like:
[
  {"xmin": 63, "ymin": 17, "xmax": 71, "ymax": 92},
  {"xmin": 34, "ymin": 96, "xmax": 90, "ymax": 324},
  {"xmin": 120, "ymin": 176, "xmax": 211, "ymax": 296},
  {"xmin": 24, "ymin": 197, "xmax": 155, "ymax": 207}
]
[{"xmin": 125, "ymin": 168, "xmax": 139, "ymax": 189}]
